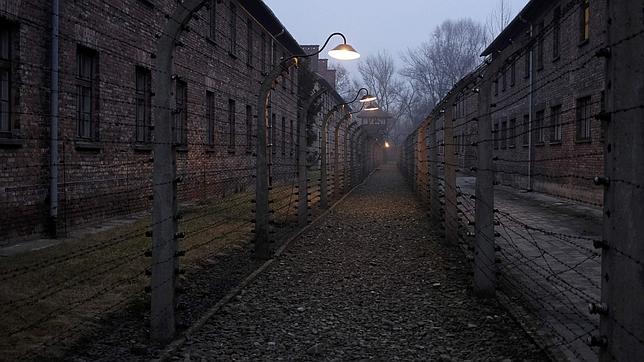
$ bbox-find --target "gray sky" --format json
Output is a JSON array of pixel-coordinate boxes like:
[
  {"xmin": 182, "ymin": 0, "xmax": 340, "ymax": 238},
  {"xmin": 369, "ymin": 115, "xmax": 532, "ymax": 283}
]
[{"xmin": 264, "ymin": 0, "xmax": 529, "ymax": 79}]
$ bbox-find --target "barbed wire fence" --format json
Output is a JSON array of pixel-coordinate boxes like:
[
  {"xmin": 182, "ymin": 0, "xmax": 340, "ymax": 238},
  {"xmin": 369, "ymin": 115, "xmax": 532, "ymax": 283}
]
[
  {"xmin": 400, "ymin": 1, "xmax": 644, "ymax": 360},
  {"xmin": 0, "ymin": 0, "xmax": 376, "ymax": 359}
]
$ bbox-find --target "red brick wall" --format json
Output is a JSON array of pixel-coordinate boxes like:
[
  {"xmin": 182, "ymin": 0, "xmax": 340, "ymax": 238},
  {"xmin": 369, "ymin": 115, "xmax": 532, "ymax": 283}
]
[{"xmin": 0, "ymin": 0, "xmax": 308, "ymax": 241}]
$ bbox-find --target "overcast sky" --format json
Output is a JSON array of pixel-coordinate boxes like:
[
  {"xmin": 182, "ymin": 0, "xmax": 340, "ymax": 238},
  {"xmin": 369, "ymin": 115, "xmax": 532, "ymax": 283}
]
[{"xmin": 264, "ymin": 0, "xmax": 529, "ymax": 79}]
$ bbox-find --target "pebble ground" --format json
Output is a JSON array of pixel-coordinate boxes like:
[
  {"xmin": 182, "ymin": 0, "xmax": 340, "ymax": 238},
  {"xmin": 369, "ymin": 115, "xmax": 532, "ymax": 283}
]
[{"xmin": 173, "ymin": 164, "xmax": 547, "ymax": 361}]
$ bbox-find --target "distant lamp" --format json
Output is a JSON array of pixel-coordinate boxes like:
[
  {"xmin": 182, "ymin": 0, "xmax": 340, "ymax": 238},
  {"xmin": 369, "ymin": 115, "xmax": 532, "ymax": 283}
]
[
  {"xmin": 364, "ymin": 102, "xmax": 379, "ymax": 111},
  {"xmin": 384, "ymin": 141, "xmax": 391, "ymax": 148},
  {"xmin": 359, "ymin": 94, "xmax": 377, "ymax": 103}
]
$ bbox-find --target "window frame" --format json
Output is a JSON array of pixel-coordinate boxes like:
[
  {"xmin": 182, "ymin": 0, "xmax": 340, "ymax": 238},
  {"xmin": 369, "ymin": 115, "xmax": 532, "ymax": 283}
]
[
  {"xmin": 522, "ymin": 114, "xmax": 530, "ymax": 146},
  {"xmin": 500, "ymin": 120, "xmax": 508, "ymax": 149},
  {"xmin": 135, "ymin": 66, "xmax": 152, "ymax": 144},
  {"xmin": 206, "ymin": 91, "xmax": 216, "ymax": 147},
  {"xmin": 208, "ymin": 0, "xmax": 216, "ymax": 41},
  {"xmin": 580, "ymin": 0, "xmax": 590, "ymax": 43},
  {"xmin": 550, "ymin": 105, "xmax": 562, "ymax": 143},
  {"xmin": 228, "ymin": 98, "xmax": 236, "ymax": 152},
  {"xmin": 553, "ymin": 6, "xmax": 561, "ymax": 60},
  {"xmin": 245, "ymin": 104, "xmax": 253, "ymax": 153},
  {"xmin": 535, "ymin": 109, "xmax": 546, "ymax": 144},
  {"xmin": 229, "ymin": 2, "xmax": 237, "ymax": 56},
  {"xmin": 576, "ymin": 96, "xmax": 592, "ymax": 142},
  {"xmin": 174, "ymin": 79, "xmax": 188, "ymax": 146},
  {"xmin": 537, "ymin": 21, "xmax": 545, "ymax": 70},
  {"xmin": 246, "ymin": 18, "xmax": 253, "ymax": 66},
  {"xmin": 509, "ymin": 118, "xmax": 516, "ymax": 148},
  {"xmin": 0, "ymin": 23, "xmax": 15, "ymax": 138},
  {"xmin": 76, "ymin": 46, "xmax": 99, "ymax": 141}
]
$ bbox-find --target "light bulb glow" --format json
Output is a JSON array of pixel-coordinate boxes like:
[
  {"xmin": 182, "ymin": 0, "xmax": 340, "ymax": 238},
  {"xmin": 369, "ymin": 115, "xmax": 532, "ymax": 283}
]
[{"xmin": 328, "ymin": 43, "xmax": 361, "ymax": 61}]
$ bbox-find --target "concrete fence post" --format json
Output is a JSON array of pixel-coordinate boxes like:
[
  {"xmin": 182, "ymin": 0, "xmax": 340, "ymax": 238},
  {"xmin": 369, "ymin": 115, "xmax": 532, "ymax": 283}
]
[
  {"xmin": 473, "ymin": 77, "xmax": 496, "ymax": 296},
  {"xmin": 345, "ymin": 122, "xmax": 357, "ymax": 192},
  {"xmin": 597, "ymin": 1, "xmax": 644, "ymax": 359},
  {"xmin": 150, "ymin": 0, "xmax": 208, "ymax": 342},
  {"xmin": 444, "ymin": 103, "xmax": 458, "ymax": 244},
  {"xmin": 428, "ymin": 116, "xmax": 441, "ymax": 223}
]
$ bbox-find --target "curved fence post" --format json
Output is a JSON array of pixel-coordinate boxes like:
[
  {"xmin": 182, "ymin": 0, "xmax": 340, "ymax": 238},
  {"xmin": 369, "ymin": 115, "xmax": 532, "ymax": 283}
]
[
  {"xmin": 474, "ymin": 75, "xmax": 496, "ymax": 296},
  {"xmin": 256, "ymin": 59, "xmax": 297, "ymax": 259},
  {"xmin": 151, "ymin": 0, "xmax": 208, "ymax": 343},
  {"xmin": 320, "ymin": 106, "xmax": 339, "ymax": 209}
]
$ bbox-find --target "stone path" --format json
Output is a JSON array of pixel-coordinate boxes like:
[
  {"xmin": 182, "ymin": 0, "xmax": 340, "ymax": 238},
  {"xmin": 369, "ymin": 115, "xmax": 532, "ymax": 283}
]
[
  {"xmin": 458, "ymin": 177, "xmax": 602, "ymax": 362},
  {"xmin": 172, "ymin": 164, "xmax": 546, "ymax": 361}
]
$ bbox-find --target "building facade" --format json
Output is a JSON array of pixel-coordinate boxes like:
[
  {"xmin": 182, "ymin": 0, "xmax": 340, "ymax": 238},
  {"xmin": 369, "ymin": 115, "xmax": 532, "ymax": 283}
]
[
  {"xmin": 481, "ymin": 0, "xmax": 606, "ymax": 205},
  {"xmin": 0, "ymin": 0, "xmax": 344, "ymax": 241}
]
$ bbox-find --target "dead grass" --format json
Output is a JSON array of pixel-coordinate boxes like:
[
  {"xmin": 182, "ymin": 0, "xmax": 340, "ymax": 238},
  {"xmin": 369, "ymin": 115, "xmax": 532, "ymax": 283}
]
[{"xmin": 0, "ymin": 188, "xmax": 274, "ymax": 360}]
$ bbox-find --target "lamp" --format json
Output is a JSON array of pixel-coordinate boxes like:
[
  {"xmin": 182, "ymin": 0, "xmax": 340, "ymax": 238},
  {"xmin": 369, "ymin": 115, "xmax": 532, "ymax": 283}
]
[
  {"xmin": 328, "ymin": 43, "xmax": 360, "ymax": 60},
  {"xmin": 359, "ymin": 94, "xmax": 377, "ymax": 103},
  {"xmin": 298, "ymin": 32, "xmax": 360, "ymax": 62},
  {"xmin": 363, "ymin": 101, "xmax": 379, "ymax": 111}
]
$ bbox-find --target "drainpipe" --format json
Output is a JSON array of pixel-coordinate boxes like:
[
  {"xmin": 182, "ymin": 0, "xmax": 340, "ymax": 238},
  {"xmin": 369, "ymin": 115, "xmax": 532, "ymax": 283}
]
[
  {"xmin": 49, "ymin": 0, "xmax": 60, "ymax": 237},
  {"xmin": 527, "ymin": 23, "xmax": 533, "ymax": 191}
]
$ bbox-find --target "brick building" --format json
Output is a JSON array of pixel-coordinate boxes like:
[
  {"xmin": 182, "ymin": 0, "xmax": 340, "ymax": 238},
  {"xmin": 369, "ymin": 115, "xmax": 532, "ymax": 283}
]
[
  {"xmin": 0, "ymin": 0, "xmax": 344, "ymax": 242},
  {"xmin": 404, "ymin": 0, "xmax": 606, "ymax": 206},
  {"xmin": 481, "ymin": 0, "xmax": 605, "ymax": 205}
]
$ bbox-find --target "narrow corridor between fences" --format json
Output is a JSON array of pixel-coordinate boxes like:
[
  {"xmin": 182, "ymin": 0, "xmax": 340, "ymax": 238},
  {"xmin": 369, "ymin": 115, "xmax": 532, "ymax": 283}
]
[{"xmin": 169, "ymin": 163, "xmax": 546, "ymax": 361}]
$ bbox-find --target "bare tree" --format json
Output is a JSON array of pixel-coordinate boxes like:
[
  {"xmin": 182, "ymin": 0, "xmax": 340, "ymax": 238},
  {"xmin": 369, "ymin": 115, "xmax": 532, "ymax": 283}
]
[
  {"xmin": 358, "ymin": 50, "xmax": 403, "ymax": 114},
  {"xmin": 486, "ymin": 0, "xmax": 513, "ymax": 40},
  {"xmin": 328, "ymin": 63, "xmax": 357, "ymax": 100},
  {"xmin": 401, "ymin": 18, "xmax": 488, "ymax": 127}
]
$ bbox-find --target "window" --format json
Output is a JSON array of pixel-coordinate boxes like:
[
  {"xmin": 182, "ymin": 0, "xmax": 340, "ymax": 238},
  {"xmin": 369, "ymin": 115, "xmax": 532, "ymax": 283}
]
[
  {"xmin": 246, "ymin": 18, "xmax": 253, "ymax": 65},
  {"xmin": 522, "ymin": 114, "xmax": 529, "ymax": 145},
  {"xmin": 580, "ymin": 0, "xmax": 590, "ymax": 42},
  {"xmin": 509, "ymin": 119, "xmax": 516, "ymax": 147},
  {"xmin": 550, "ymin": 105, "xmax": 562, "ymax": 143},
  {"xmin": 553, "ymin": 6, "xmax": 561, "ymax": 59},
  {"xmin": 502, "ymin": 68, "xmax": 507, "ymax": 91},
  {"xmin": 271, "ymin": 41, "xmax": 276, "ymax": 66},
  {"xmin": 510, "ymin": 60, "xmax": 516, "ymax": 87},
  {"xmin": 289, "ymin": 119, "xmax": 294, "ymax": 156},
  {"xmin": 228, "ymin": 99, "xmax": 236, "ymax": 151},
  {"xmin": 270, "ymin": 113, "xmax": 276, "ymax": 154},
  {"xmin": 77, "ymin": 46, "xmax": 99, "ymax": 140},
  {"xmin": 501, "ymin": 121, "xmax": 507, "ymax": 149},
  {"xmin": 576, "ymin": 96, "xmax": 592, "ymax": 141},
  {"xmin": 261, "ymin": 33, "xmax": 267, "ymax": 73},
  {"xmin": 289, "ymin": 67, "xmax": 294, "ymax": 93},
  {"xmin": 0, "ymin": 24, "xmax": 13, "ymax": 136},
  {"xmin": 208, "ymin": 0, "xmax": 216, "ymax": 41},
  {"xmin": 535, "ymin": 110, "xmax": 545, "ymax": 143},
  {"xmin": 494, "ymin": 78, "xmax": 499, "ymax": 96},
  {"xmin": 282, "ymin": 52, "xmax": 287, "ymax": 89},
  {"xmin": 174, "ymin": 80, "xmax": 187, "ymax": 145},
  {"xmin": 229, "ymin": 3, "xmax": 237, "ymax": 55},
  {"xmin": 246, "ymin": 105, "xmax": 253, "ymax": 152},
  {"xmin": 537, "ymin": 21, "xmax": 544, "ymax": 70},
  {"xmin": 206, "ymin": 91, "xmax": 215, "ymax": 146},
  {"xmin": 281, "ymin": 116, "xmax": 286, "ymax": 155},
  {"xmin": 524, "ymin": 51, "xmax": 530, "ymax": 79},
  {"xmin": 135, "ymin": 67, "xmax": 151, "ymax": 143},
  {"xmin": 493, "ymin": 122, "xmax": 499, "ymax": 150}
]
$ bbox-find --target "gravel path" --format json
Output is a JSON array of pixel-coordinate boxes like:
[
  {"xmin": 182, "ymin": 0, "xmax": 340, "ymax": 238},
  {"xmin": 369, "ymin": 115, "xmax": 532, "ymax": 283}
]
[{"xmin": 173, "ymin": 163, "xmax": 547, "ymax": 361}]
